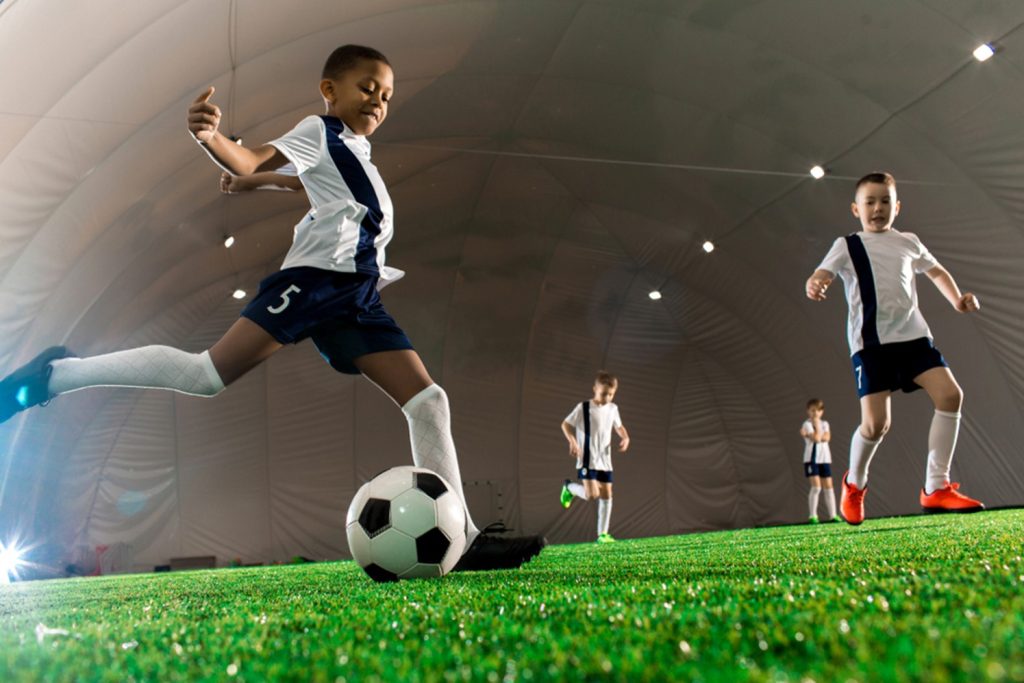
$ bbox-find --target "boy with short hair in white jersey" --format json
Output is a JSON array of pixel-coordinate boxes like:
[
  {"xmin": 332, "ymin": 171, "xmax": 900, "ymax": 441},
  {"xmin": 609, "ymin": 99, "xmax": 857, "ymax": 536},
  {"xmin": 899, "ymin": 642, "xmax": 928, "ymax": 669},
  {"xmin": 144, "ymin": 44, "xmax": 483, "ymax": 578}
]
[
  {"xmin": 559, "ymin": 371, "xmax": 631, "ymax": 543},
  {"xmin": 0, "ymin": 45, "xmax": 544, "ymax": 571},
  {"xmin": 806, "ymin": 172, "xmax": 984, "ymax": 525},
  {"xmin": 801, "ymin": 398, "xmax": 839, "ymax": 524}
]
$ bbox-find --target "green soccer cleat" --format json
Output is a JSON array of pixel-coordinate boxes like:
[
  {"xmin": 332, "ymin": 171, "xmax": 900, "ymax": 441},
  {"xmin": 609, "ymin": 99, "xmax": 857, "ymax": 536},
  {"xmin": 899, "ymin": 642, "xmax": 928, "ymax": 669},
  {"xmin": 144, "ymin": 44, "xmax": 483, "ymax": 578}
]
[
  {"xmin": 560, "ymin": 480, "xmax": 573, "ymax": 509},
  {"xmin": 596, "ymin": 533, "xmax": 616, "ymax": 544},
  {"xmin": 808, "ymin": 516, "xmax": 820, "ymax": 525}
]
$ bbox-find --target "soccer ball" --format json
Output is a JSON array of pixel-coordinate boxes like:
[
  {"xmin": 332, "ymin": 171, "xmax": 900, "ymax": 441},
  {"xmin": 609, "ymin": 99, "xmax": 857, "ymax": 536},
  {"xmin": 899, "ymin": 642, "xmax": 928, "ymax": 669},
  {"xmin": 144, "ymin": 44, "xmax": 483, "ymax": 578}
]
[{"xmin": 345, "ymin": 466, "xmax": 467, "ymax": 582}]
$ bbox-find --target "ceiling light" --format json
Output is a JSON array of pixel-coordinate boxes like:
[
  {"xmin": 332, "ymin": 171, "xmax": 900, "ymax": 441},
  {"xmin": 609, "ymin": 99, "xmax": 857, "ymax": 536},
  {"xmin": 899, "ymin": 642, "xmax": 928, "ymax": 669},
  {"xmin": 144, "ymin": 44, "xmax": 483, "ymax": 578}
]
[
  {"xmin": 810, "ymin": 165, "xmax": 826, "ymax": 179},
  {"xmin": 702, "ymin": 241, "xmax": 715, "ymax": 253},
  {"xmin": 232, "ymin": 289, "xmax": 246, "ymax": 300},
  {"xmin": 223, "ymin": 236, "xmax": 235, "ymax": 248},
  {"xmin": 648, "ymin": 290, "xmax": 662, "ymax": 301},
  {"xmin": 973, "ymin": 44, "xmax": 995, "ymax": 62}
]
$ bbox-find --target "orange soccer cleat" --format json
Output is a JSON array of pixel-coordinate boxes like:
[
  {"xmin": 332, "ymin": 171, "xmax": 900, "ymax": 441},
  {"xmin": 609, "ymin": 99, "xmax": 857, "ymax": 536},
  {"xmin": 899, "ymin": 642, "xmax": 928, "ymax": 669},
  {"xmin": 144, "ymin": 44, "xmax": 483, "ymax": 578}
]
[
  {"xmin": 840, "ymin": 471, "xmax": 867, "ymax": 525},
  {"xmin": 920, "ymin": 483, "xmax": 985, "ymax": 514}
]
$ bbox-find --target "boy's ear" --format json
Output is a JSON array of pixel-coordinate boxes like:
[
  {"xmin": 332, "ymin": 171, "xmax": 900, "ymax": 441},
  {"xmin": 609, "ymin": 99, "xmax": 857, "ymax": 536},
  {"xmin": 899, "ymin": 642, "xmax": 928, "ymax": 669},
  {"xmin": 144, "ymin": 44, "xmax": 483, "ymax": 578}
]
[
  {"xmin": 850, "ymin": 202, "xmax": 860, "ymax": 218},
  {"xmin": 319, "ymin": 79, "xmax": 335, "ymax": 103}
]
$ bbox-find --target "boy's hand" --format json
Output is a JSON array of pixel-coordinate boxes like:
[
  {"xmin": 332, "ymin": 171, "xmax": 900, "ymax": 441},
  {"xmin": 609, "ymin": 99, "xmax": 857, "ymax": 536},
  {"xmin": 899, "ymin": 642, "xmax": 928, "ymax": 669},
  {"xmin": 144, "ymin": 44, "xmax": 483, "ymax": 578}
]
[
  {"xmin": 220, "ymin": 172, "xmax": 249, "ymax": 194},
  {"xmin": 618, "ymin": 436, "xmax": 630, "ymax": 453},
  {"xmin": 956, "ymin": 293, "xmax": 980, "ymax": 313},
  {"xmin": 188, "ymin": 87, "xmax": 221, "ymax": 143},
  {"xmin": 568, "ymin": 439, "xmax": 581, "ymax": 459},
  {"xmin": 806, "ymin": 274, "xmax": 832, "ymax": 301}
]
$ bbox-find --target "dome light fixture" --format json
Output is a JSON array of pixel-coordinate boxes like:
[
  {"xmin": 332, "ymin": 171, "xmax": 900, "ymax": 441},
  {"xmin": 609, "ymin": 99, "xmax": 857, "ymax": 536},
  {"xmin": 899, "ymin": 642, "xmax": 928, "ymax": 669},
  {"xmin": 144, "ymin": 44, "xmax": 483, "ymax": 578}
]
[
  {"xmin": 232, "ymin": 289, "xmax": 246, "ymax": 300},
  {"xmin": 702, "ymin": 240, "xmax": 715, "ymax": 253},
  {"xmin": 648, "ymin": 290, "xmax": 663, "ymax": 301},
  {"xmin": 973, "ymin": 43, "xmax": 995, "ymax": 62},
  {"xmin": 223, "ymin": 235, "xmax": 236, "ymax": 248},
  {"xmin": 810, "ymin": 165, "xmax": 826, "ymax": 179}
]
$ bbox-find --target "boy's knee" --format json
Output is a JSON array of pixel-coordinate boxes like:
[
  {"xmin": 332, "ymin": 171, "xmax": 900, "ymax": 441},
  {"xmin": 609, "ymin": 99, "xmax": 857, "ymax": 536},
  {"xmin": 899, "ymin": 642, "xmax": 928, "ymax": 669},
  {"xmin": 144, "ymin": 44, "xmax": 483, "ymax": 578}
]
[
  {"xmin": 809, "ymin": 486, "xmax": 822, "ymax": 494},
  {"xmin": 936, "ymin": 386, "xmax": 963, "ymax": 413},
  {"xmin": 860, "ymin": 421, "xmax": 889, "ymax": 441}
]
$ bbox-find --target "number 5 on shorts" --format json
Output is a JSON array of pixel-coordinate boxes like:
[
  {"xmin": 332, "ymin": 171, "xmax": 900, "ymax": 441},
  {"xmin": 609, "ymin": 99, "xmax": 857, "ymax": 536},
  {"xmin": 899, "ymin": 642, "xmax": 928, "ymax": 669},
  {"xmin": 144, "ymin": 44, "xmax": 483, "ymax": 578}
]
[{"xmin": 267, "ymin": 284, "xmax": 302, "ymax": 314}]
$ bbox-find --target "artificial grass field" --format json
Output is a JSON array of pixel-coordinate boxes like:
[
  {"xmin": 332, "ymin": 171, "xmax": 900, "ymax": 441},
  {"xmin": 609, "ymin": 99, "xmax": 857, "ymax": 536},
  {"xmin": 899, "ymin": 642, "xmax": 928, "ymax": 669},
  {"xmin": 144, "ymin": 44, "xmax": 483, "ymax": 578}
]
[{"xmin": 2, "ymin": 510, "xmax": 1023, "ymax": 682}]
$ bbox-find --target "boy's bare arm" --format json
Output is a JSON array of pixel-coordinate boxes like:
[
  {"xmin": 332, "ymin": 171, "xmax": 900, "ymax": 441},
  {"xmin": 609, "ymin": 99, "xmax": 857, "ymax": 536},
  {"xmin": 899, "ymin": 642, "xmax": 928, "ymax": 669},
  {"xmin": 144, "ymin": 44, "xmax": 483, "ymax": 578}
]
[
  {"xmin": 188, "ymin": 87, "xmax": 287, "ymax": 175},
  {"xmin": 616, "ymin": 425, "xmax": 630, "ymax": 453},
  {"xmin": 221, "ymin": 172, "xmax": 302, "ymax": 194},
  {"xmin": 562, "ymin": 421, "xmax": 581, "ymax": 458},
  {"xmin": 805, "ymin": 269, "xmax": 834, "ymax": 301},
  {"xmin": 926, "ymin": 266, "xmax": 980, "ymax": 313}
]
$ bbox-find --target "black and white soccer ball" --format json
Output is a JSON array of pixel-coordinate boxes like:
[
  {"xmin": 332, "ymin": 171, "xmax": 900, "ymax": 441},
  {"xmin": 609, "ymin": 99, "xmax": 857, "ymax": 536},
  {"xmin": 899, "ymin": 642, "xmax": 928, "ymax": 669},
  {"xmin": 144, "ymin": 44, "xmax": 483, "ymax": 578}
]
[{"xmin": 345, "ymin": 466, "xmax": 467, "ymax": 582}]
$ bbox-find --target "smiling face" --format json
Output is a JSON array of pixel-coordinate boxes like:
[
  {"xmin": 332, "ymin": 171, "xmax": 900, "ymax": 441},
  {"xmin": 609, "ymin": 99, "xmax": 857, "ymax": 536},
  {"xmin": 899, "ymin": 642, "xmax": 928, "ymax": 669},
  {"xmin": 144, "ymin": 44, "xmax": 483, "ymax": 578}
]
[
  {"xmin": 852, "ymin": 181, "xmax": 900, "ymax": 233},
  {"xmin": 319, "ymin": 58, "xmax": 394, "ymax": 136}
]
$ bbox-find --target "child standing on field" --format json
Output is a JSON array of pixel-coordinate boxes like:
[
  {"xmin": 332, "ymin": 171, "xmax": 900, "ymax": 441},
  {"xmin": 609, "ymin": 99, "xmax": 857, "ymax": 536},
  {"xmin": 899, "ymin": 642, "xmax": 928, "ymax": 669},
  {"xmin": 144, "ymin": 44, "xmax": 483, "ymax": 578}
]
[
  {"xmin": 805, "ymin": 172, "xmax": 984, "ymax": 525},
  {"xmin": 801, "ymin": 398, "xmax": 839, "ymax": 524},
  {"xmin": 559, "ymin": 371, "xmax": 631, "ymax": 543},
  {"xmin": 0, "ymin": 44, "xmax": 544, "ymax": 570}
]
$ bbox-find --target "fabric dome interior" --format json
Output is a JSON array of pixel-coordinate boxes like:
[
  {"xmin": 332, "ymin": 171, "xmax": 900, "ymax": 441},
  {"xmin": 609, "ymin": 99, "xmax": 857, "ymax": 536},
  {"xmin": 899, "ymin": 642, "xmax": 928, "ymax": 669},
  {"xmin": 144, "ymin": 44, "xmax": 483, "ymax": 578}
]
[{"xmin": 2, "ymin": 0, "xmax": 1023, "ymax": 573}]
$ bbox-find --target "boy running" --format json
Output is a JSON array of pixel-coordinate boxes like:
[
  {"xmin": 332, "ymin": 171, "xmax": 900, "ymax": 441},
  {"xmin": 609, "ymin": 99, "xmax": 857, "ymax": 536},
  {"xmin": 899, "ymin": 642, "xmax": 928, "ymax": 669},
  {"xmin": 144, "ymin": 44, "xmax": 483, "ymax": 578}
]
[{"xmin": 806, "ymin": 172, "xmax": 984, "ymax": 524}]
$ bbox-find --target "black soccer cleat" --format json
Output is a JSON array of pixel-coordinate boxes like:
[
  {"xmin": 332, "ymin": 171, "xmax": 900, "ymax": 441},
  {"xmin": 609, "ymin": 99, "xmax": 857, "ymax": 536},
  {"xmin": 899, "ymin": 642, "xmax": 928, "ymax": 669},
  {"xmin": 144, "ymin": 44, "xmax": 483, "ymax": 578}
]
[
  {"xmin": 452, "ymin": 532, "xmax": 547, "ymax": 572},
  {"xmin": 0, "ymin": 346, "xmax": 75, "ymax": 424}
]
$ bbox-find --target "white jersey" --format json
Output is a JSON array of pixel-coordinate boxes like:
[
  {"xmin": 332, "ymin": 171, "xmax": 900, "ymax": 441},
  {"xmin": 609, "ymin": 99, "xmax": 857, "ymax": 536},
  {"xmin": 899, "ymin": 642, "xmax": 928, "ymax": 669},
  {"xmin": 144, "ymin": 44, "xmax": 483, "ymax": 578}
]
[
  {"xmin": 801, "ymin": 419, "xmax": 831, "ymax": 464},
  {"xmin": 565, "ymin": 400, "xmax": 622, "ymax": 472},
  {"xmin": 268, "ymin": 115, "xmax": 404, "ymax": 287},
  {"xmin": 817, "ymin": 228, "xmax": 939, "ymax": 355}
]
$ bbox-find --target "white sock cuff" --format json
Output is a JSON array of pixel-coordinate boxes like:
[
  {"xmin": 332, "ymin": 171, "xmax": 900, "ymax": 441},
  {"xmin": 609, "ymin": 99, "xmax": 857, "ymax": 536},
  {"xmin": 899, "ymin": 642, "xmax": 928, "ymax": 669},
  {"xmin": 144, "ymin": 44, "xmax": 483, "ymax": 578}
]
[
  {"xmin": 855, "ymin": 431, "xmax": 882, "ymax": 445},
  {"xmin": 401, "ymin": 383, "xmax": 445, "ymax": 415},
  {"xmin": 809, "ymin": 486, "xmax": 822, "ymax": 493},
  {"xmin": 935, "ymin": 409, "xmax": 961, "ymax": 419},
  {"xmin": 199, "ymin": 351, "xmax": 225, "ymax": 394}
]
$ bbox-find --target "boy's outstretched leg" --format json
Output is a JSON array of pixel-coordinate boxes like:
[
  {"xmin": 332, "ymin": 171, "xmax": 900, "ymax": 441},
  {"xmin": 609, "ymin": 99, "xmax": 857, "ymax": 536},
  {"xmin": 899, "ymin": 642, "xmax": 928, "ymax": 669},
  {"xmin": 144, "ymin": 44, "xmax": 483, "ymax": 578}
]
[
  {"xmin": 355, "ymin": 349, "xmax": 545, "ymax": 571},
  {"xmin": 0, "ymin": 347, "xmax": 76, "ymax": 423},
  {"xmin": 914, "ymin": 367, "xmax": 984, "ymax": 513},
  {"xmin": 0, "ymin": 318, "xmax": 281, "ymax": 424}
]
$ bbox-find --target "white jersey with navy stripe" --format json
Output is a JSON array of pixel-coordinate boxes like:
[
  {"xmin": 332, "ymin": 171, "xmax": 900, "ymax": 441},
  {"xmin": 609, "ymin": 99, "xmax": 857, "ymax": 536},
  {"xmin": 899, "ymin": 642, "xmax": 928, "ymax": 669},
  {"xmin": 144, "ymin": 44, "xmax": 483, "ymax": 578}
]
[
  {"xmin": 801, "ymin": 419, "xmax": 831, "ymax": 464},
  {"xmin": 816, "ymin": 228, "xmax": 939, "ymax": 355},
  {"xmin": 565, "ymin": 400, "xmax": 622, "ymax": 472},
  {"xmin": 268, "ymin": 115, "xmax": 404, "ymax": 287}
]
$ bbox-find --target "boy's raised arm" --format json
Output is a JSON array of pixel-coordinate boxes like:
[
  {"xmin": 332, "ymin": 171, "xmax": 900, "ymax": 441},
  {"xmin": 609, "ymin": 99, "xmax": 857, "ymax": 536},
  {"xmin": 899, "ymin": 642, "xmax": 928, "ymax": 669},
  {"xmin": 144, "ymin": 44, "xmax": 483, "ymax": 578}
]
[
  {"xmin": 188, "ymin": 87, "xmax": 287, "ymax": 176},
  {"xmin": 925, "ymin": 266, "xmax": 980, "ymax": 313}
]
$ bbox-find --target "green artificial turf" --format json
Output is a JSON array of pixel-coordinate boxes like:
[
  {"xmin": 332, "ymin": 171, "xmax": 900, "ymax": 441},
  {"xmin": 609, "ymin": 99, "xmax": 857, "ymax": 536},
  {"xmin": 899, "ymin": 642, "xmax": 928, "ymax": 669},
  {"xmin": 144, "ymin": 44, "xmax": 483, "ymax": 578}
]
[{"xmin": 2, "ymin": 510, "xmax": 1023, "ymax": 682}]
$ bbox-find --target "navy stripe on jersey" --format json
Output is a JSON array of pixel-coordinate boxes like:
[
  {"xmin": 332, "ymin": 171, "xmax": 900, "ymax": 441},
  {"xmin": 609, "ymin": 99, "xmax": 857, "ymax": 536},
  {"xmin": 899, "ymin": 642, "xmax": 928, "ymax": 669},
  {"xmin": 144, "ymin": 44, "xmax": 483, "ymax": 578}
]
[
  {"xmin": 845, "ymin": 234, "xmax": 880, "ymax": 348},
  {"xmin": 582, "ymin": 401, "xmax": 592, "ymax": 471},
  {"xmin": 320, "ymin": 116, "xmax": 382, "ymax": 274}
]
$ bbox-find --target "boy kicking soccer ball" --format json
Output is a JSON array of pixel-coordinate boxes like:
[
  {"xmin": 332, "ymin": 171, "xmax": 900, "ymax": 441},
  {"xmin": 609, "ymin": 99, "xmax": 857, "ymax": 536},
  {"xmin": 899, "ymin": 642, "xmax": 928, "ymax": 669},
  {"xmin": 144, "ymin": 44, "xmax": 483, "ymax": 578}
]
[{"xmin": 806, "ymin": 172, "xmax": 984, "ymax": 525}]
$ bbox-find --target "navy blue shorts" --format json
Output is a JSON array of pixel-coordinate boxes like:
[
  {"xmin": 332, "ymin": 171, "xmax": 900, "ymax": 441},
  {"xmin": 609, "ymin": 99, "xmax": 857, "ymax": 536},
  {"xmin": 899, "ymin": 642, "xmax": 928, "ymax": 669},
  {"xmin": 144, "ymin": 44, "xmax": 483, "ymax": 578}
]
[
  {"xmin": 578, "ymin": 468, "xmax": 613, "ymax": 483},
  {"xmin": 804, "ymin": 462, "xmax": 832, "ymax": 478},
  {"xmin": 241, "ymin": 267, "xmax": 414, "ymax": 375},
  {"xmin": 851, "ymin": 337, "xmax": 948, "ymax": 398}
]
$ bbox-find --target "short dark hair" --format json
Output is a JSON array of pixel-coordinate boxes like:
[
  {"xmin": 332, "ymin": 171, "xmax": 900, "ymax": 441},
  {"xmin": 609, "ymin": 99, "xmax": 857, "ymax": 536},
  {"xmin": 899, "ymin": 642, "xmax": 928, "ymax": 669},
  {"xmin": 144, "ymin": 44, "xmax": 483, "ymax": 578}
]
[
  {"xmin": 595, "ymin": 371, "xmax": 618, "ymax": 388},
  {"xmin": 322, "ymin": 45, "xmax": 390, "ymax": 80},
  {"xmin": 806, "ymin": 398, "xmax": 824, "ymax": 410},
  {"xmin": 855, "ymin": 172, "xmax": 896, "ymax": 194}
]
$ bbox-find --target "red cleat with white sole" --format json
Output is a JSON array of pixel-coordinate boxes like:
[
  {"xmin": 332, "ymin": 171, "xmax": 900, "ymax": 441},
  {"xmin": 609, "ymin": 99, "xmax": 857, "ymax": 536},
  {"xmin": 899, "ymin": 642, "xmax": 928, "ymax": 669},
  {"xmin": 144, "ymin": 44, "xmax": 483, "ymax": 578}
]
[
  {"xmin": 920, "ymin": 483, "xmax": 984, "ymax": 514},
  {"xmin": 840, "ymin": 471, "xmax": 867, "ymax": 526}
]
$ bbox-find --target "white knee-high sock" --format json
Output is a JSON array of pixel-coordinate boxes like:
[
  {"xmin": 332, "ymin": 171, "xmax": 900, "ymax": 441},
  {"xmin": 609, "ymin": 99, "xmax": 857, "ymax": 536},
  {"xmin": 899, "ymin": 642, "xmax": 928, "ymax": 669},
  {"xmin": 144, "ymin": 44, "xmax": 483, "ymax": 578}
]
[
  {"xmin": 568, "ymin": 482, "xmax": 588, "ymax": 500},
  {"xmin": 848, "ymin": 430, "xmax": 882, "ymax": 489},
  {"xmin": 926, "ymin": 410, "xmax": 961, "ymax": 494},
  {"xmin": 48, "ymin": 347, "xmax": 224, "ymax": 397},
  {"xmin": 808, "ymin": 486, "xmax": 822, "ymax": 517},
  {"xmin": 824, "ymin": 487, "xmax": 837, "ymax": 518},
  {"xmin": 597, "ymin": 498, "xmax": 613, "ymax": 536},
  {"xmin": 401, "ymin": 384, "xmax": 480, "ymax": 542}
]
